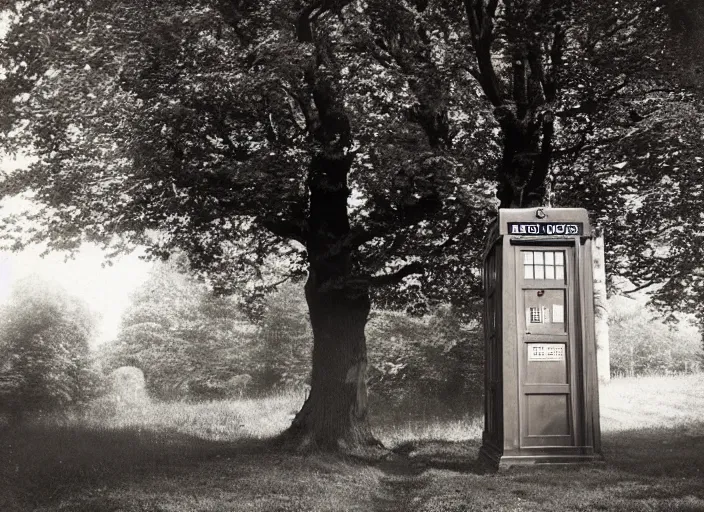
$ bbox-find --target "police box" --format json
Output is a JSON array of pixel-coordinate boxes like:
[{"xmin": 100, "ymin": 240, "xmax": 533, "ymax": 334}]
[{"xmin": 480, "ymin": 208, "xmax": 603, "ymax": 466}]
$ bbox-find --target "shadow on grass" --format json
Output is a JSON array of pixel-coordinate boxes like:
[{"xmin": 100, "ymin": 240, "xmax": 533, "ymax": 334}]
[
  {"xmin": 0, "ymin": 423, "xmax": 276, "ymax": 511},
  {"xmin": 390, "ymin": 439, "xmax": 490, "ymax": 475},
  {"xmin": 346, "ymin": 437, "xmax": 491, "ymax": 479},
  {"xmin": 3, "ymin": 420, "xmax": 702, "ymax": 512},
  {"xmin": 602, "ymin": 423, "xmax": 704, "ymax": 479},
  {"xmin": 373, "ymin": 421, "xmax": 704, "ymax": 480},
  {"xmin": 379, "ymin": 424, "xmax": 704, "ymax": 512}
]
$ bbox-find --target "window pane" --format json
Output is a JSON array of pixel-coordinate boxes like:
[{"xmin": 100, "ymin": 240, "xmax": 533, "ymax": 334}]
[
  {"xmin": 555, "ymin": 252, "xmax": 564, "ymax": 265},
  {"xmin": 524, "ymin": 265, "xmax": 534, "ymax": 279},
  {"xmin": 534, "ymin": 252, "xmax": 544, "ymax": 264},
  {"xmin": 545, "ymin": 252, "xmax": 554, "ymax": 265},
  {"xmin": 545, "ymin": 266, "xmax": 555, "ymax": 280},
  {"xmin": 555, "ymin": 265, "xmax": 564, "ymax": 280},
  {"xmin": 524, "ymin": 252, "xmax": 533, "ymax": 264},
  {"xmin": 534, "ymin": 265, "xmax": 544, "ymax": 280}
]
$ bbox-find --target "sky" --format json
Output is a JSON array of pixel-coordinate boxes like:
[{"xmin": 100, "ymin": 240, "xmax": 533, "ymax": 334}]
[
  {"xmin": 0, "ymin": 154, "xmax": 152, "ymax": 347},
  {"xmin": 0, "ymin": 244, "xmax": 152, "ymax": 347}
]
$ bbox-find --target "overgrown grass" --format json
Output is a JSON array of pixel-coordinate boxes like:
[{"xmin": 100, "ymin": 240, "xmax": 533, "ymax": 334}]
[
  {"xmin": 1, "ymin": 374, "xmax": 703, "ymax": 511},
  {"xmin": 75, "ymin": 388, "xmax": 306, "ymax": 441},
  {"xmin": 412, "ymin": 427, "xmax": 704, "ymax": 512},
  {"xmin": 600, "ymin": 372, "xmax": 704, "ymax": 431},
  {"xmin": 401, "ymin": 373, "xmax": 704, "ymax": 512}
]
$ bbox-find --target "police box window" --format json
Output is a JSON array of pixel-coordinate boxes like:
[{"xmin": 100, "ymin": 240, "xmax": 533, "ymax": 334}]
[{"xmin": 523, "ymin": 251, "xmax": 565, "ymax": 280}]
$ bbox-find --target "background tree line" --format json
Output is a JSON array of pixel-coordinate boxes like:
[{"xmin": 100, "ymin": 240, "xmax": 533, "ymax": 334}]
[{"xmin": 1, "ymin": 258, "xmax": 701, "ymax": 425}]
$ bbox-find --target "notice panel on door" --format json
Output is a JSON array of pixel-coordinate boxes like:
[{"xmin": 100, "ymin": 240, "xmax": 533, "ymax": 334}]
[{"xmin": 528, "ymin": 343, "xmax": 565, "ymax": 361}]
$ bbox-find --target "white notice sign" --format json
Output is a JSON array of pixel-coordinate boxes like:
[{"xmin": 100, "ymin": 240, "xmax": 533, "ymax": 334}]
[
  {"xmin": 528, "ymin": 344, "xmax": 565, "ymax": 361},
  {"xmin": 552, "ymin": 304, "xmax": 564, "ymax": 323}
]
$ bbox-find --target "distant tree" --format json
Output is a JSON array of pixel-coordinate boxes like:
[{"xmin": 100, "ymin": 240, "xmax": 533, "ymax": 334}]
[
  {"xmin": 0, "ymin": 275, "xmax": 98, "ymax": 420},
  {"xmin": 609, "ymin": 296, "xmax": 702, "ymax": 376},
  {"xmin": 100, "ymin": 256, "xmax": 257, "ymax": 400},
  {"xmin": 257, "ymin": 281, "xmax": 312, "ymax": 390}
]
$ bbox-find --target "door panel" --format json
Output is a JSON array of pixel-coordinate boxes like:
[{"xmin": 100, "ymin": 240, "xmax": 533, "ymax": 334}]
[
  {"xmin": 526, "ymin": 348, "xmax": 567, "ymax": 383},
  {"xmin": 516, "ymin": 246, "xmax": 577, "ymax": 448},
  {"xmin": 526, "ymin": 395, "xmax": 570, "ymax": 436}
]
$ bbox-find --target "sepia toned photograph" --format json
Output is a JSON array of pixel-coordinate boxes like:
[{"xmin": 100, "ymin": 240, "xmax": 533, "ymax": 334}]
[{"xmin": 0, "ymin": 1, "xmax": 702, "ymax": 510}]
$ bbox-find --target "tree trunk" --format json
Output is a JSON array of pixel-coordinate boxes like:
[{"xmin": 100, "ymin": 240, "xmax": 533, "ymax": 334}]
[
  {"xmin": 283, "ymin": 271, "xmax": 379, "ymax": 451},
  {"xmin": 279, "ymin": 141, "xmax": 381, "ymax": 452},
  {"xmin": 593, "ymin": 229, "xmax": 611, "ymax": 383},
  {"xmin": 495, "ymin": 110, "xmax": 552, "ymax": 209},
  {"xmin": 276, "ymin": 11, "xmax": 381, "ymax": 448}
]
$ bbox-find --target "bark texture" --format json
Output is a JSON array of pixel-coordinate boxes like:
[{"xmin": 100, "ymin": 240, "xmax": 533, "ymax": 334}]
[
  {"xmin": 284, "ymin": 272, "xmax": 377, "ymax": 450},
  {"xmin": 279, "ymin": 44, "xmax": 380, "ymax": 447}
]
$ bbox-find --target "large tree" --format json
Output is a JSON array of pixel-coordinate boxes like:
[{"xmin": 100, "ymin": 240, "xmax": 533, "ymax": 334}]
[
  {"xmin": 456, "ymin": 1, "xmax": 704, "ymax": 326},
  {"xmin": 556, "ymin": 0, "xmax": 704, "ymax": 324},
  {"xmin": 0, "ymin": 0, "xmax": 694, "ymax": 450},
  {"xmin": 455, "ymin": 0, "xmax": 680, "ymax": 208},
  {"xmin": 0, "ymin": 0, "xmax": 493, "ymax": 451}
]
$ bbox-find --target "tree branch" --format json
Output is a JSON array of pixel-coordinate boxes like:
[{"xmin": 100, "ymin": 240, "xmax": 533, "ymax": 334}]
[
  {"xmin": 622, "ymin": 281, "xmax": 656, "ymax": 295},
  {"xmin": 297, "ymin": 1, "xmax": 323, "ymax": 43},
  {"xmin": 544, "ymin": 23, "xmax": 565, "ymax": 103},
  {"xmin": 281, "ymin": 84, "xmax": 316, "ymax": 136},
  {"xmin": 367, "ymin": 232, "xmax": 411, "ymax": 273},
  {"xmin": 261, "ymin": 219, "xmax": 308, "ymax": 245},
  {"xmin": 210, "ymin": 111, "xmax": 251, "ymax": 161},
  {"xmin": 463, "ymin": 0, "xmax": 504, "ymax": 106},
  {"xmin": 343, "ymin": 227, "xmax": 379, "ymax": 250},
  {"xmin": 587, "ymin": 13, "xmax": 642, "ymax": 54},
  {"xmin": 214, "ymin": 0, "xmax": 251, "ymax": 43},
  {"xmin": 524, "ymin": 116, "xmax": 554, "ymax": 198},
  {"xmin": 431, "ymin": 212, "xmax": 472, "ymax": 255},
  {"xmin": 369, "ymin": 262, "xmax": 424, "ymax": 287}
]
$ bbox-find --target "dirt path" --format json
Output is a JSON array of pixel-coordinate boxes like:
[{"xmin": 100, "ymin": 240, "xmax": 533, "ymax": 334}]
[
  {"xmin": 370, "ymin": 441, "xmax": 491, "ymax": 511},
  {"xmin": 372, "ymin": 456, "xmax": 431, "ymax": 512}
]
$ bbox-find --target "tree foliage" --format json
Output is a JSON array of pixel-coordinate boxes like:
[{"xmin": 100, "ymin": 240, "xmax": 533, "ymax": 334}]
[
  {"xmin": 0, "ymin": 0, "xmax": 494, "ymax": 312},
  {"xmin": 2, "ymin": 1, "xmax": 696, "ymax": 312},
  {"xmin": 0, "ymin": 275, "xmax": 98, "ymax": 418},
  {"xmin": 556, "ymin": 0, "xmax": 704, "ymax": 322}
]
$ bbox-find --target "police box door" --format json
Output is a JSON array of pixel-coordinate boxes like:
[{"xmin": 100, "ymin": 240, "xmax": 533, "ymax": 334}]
[{"xmin": 515, "ymin": 244, "xmax": 580, "ymax": 449}]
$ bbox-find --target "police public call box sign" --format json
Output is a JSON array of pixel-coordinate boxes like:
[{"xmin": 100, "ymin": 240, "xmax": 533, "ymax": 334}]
[{"xmin": 508, "ymin": 222, "xmax": 583, "ymax": 236}]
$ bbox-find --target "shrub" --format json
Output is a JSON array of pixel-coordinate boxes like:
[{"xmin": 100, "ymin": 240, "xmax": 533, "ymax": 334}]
[
  {"xmin": 0, "ymin": 275, "xmax": 99, "ymax": 421},
  {"xmin": 97, "ymin": 259, "xmax": 260, "ymax": 400},
  {"xmin": 366, "ymin": 305, "xmax": 484, "ymax": 420}
]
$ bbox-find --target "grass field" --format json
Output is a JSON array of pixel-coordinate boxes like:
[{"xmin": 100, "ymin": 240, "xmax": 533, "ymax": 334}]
[{"xmin": 1, "ymin": 374, "xmax": 703, "ymax": 511}]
